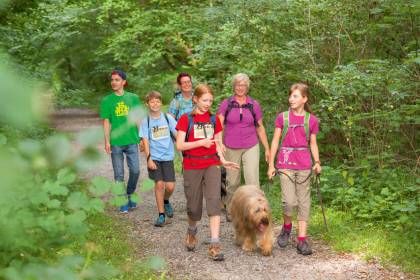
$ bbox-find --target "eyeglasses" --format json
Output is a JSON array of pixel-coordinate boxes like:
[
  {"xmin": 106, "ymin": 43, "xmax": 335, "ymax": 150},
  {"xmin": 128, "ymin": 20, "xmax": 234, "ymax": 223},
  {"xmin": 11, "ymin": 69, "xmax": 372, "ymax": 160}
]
[
  {"xmin": 180, "ymin": 80, "xmax": 192, "ymax": 85},
  {"xmin": 235, "ymin": 84, "xmax": 248, "ymax": 88}
]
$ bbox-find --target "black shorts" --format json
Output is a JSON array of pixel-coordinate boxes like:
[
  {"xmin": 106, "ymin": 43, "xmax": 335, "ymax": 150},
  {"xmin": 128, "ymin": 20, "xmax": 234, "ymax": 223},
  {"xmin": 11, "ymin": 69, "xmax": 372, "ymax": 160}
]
[{"xmin": 148, "ymin": 160, "xmax": 176, "ymax": 182}]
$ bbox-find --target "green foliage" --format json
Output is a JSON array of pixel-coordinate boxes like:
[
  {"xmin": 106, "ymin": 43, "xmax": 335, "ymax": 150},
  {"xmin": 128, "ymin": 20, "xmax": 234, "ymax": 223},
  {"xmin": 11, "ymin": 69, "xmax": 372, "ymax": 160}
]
[{"xmin": 1, "ymin": 0, "xmax": 419, "ymax": 275}]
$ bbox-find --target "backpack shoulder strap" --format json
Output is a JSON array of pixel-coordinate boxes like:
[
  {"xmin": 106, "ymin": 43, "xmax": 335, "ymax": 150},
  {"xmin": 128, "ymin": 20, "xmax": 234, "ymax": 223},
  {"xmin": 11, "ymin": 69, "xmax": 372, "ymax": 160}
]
[
  {"xmin": 224, "ymin": 96, "xmax": 235, "ymax": 125},
  {"xmin": 147, "ymin": 116, "xmax": 151, "ymax": 140},
  {"xmin": 246, "ymin": 97, "xmax": 259, "ymax": 127},
  {"xmin": 304, "ymin": 111, "xmax": 310, "ymax": 143},
  {"xmin": 210, "ymin": 114, "xmax": 217, "ymax": 130},
  {"xmin": 185, "ymin": 113, "xmax": 194, "ymax": 142},
  {"xmin": 280, "ymin": 111, "xmax": 289, "ymax": 147},
  {"xmin": 164, "ymin": 113, "xmax": 176, "ymax": 142}
]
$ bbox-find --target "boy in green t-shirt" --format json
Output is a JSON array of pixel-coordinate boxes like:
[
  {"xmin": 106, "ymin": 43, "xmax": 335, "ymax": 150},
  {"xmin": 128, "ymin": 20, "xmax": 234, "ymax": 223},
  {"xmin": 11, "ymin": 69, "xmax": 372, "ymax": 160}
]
[{"xmin": 100, "ymin": 70, "xmax": 141, "ymax": 213}]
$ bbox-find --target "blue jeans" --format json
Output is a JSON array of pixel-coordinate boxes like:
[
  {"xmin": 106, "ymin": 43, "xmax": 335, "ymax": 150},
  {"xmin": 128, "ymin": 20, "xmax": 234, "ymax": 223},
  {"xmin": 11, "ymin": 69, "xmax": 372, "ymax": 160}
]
[{"xmin": 111, "ymin": 144, "xmax": 140, "ymax": 195}]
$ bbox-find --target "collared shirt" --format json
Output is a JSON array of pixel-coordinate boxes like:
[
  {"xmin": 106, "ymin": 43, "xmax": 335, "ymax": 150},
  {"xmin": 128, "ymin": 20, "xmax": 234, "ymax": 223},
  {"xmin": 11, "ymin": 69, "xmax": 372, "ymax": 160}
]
[
  {"xmin": 217, "ymin": 95, "xmax": 263, "ymax": 149},
  {"xmin": 168, "ymin": 92, "xmax": 194, "ymax": 120}
]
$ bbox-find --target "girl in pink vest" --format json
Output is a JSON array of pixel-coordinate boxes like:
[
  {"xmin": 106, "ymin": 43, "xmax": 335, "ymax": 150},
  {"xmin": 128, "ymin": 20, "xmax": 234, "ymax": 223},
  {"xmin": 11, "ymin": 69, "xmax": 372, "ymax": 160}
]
[{"xmin": 268, "ymin": 83, "xmax": 321, "ymax": 255}]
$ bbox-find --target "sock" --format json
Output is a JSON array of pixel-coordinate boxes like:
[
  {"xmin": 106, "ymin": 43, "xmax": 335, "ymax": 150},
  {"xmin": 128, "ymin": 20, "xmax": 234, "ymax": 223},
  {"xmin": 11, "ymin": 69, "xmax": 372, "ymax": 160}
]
[
  {"xmin": 210, "ymin": 237, "xmax": 220, "ymax": 243},
  {"xmin": 284, "ymin": 223, "xmax": 292, "ymax": 231},
  {"xmin": 164, "ymin": 200, "xmax": 169, "ymax": 204},
  {"xmin": 298, "ymin": 236, "xmax": 306, "ymax": 242},
  {"xmin": 159, "ymin": 212, "xmax": 165, "ymax": 218}
]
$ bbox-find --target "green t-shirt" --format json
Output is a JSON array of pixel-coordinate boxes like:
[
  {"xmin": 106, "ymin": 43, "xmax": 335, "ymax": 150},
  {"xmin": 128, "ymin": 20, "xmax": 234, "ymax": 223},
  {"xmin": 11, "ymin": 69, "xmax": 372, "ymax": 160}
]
[{"xmin": 100, "ymin": 91, "xmax": 141, "ymax": 146}]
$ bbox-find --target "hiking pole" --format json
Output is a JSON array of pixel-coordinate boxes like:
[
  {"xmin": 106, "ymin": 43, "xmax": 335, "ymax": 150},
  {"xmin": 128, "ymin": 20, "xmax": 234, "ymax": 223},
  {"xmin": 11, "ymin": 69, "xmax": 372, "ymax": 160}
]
[{"xmin": 314, "ymin": 174, "xmax": 328, "ymax": 232}]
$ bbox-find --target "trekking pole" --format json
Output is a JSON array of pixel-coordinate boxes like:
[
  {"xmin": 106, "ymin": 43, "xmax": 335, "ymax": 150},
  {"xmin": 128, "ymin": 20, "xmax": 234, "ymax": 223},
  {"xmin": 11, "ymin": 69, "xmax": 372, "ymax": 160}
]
[{"xmin": 314, "ymin": 174, "xmax": 328, "ymax": 232}]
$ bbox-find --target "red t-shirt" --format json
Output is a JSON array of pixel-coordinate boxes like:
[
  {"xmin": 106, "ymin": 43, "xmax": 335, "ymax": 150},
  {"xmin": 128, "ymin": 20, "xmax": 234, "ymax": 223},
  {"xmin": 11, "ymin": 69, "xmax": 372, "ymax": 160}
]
[{"xmin": 176, "ymin": 112, "xmax": 222, "ymax": 169}]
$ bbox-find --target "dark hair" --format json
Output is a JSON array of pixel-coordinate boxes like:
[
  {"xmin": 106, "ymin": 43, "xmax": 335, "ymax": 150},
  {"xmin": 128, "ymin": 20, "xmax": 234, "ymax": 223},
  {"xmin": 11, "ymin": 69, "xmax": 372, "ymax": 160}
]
[
  {"xmin": 176, "ymin": 72, "xmax": 192, "ymax": 85},
  {"xmin": 145, "ymin": 91, "xmax": 162, "ymax": 103},
  {"xmin": 289, "ymin": 83, "xmax": 313, "ymax": 114},
  {"xmin": 111, "ymin": 70, "xmax": 127, "ymax": 80},
  {"xmin": 192, "ymin": 84, "xmax": 214, "ymax": 115}
]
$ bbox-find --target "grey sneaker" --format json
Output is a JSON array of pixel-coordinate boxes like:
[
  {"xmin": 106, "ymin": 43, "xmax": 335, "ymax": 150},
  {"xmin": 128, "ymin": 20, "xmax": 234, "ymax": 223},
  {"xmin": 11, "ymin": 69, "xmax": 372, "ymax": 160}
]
[
  {"xmin": 277, "ymin": 227, "xmax": 291, "ymax": 248},
  {"xmin": 297, "ymin": 239, "xmax": 312, "ymax": 255}
]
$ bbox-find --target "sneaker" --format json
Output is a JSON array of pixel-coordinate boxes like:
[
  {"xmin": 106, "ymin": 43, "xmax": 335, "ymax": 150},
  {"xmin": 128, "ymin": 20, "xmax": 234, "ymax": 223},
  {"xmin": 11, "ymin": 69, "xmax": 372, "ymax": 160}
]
[
  {"xmin": 208, "ymin": 244, "xmax": 225, "ymax": 261},
  {"xmin": 119, "ymin": 204, "xmax": 129, "ymax": 214},
  {"xmin": 185, "ymin": 228, "xmax": 197, "ymax": 251},
  {"xmin": 128, "ymin": 199, "xmax": 137, "ymax": 209},
  {"xmin": 154, "ymin": 215, "xmax": 165, "ymax": 227},
  {"xmin": 164, "ymin": 202, "xmax": 174, "ymax": 218},
  {"xmin": 297, "ymin": 239, "xmax": 312, "ymax": 255},
  {"xmin": 277, "ymin": 227, "xmax": 291, "ymax": 248}
]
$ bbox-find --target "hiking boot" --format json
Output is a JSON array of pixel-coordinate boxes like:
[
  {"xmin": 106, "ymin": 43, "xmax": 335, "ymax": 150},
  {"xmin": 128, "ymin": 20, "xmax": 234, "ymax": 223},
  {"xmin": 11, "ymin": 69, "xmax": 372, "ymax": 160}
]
[
  {"xmin": 164, "ymin": 202, "xmax": 174, "ymax": 218},
  {"xmin": 277, "ymin": 227, "xmax": 291, "ymax": 248},
  {"xmin": 154, "ymin": 215, "xmax": 165, "ymax": 227},
  {"xmin": 185, "ymin": 228, "xmax": 197, "ymax": 251},
  {"xmin": 119, "ymin": 204, "xmax": 129, "ymax": 214},
  {"xmin": 297, "ymin": 239, "xmax": 312, "ymax": 255},
  {"xmin": 128, "ymin": 199, "xmax": 137, "ymax": 209},
  {"xmin": 208, "ymin": 244, "xmax": 225, "ymax": 261}
]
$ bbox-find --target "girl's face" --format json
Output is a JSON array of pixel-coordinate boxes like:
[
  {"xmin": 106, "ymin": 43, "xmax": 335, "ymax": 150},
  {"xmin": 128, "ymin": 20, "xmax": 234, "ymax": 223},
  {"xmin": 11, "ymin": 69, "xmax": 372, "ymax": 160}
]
[
  {"xmin": 289, "ymin": 89, "xmax": 307, "ymax": 110},
  {"xmin": 194, "ymin": 93, "xmax": 213, "ymax": 113}
]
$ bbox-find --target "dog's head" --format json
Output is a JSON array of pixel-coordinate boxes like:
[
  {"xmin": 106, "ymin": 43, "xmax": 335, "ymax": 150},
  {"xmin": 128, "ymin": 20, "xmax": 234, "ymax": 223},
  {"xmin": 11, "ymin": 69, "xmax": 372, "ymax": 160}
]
[{"xmin": 245, "ymin": 197, "xmax": 271, "ymax": 233}]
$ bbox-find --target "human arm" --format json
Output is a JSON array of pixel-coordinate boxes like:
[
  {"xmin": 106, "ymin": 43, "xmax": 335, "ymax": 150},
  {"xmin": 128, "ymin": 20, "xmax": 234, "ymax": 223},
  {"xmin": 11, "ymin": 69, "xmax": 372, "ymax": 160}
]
[
  {"xmin": 256, "ymin": 119, "xmax": 270, "ymax": 163},
  {"xmin": 175, "ymin": 130, "xmax": 214, "ymax": 151},
  {"xmin": 142, "ymin": 138, "xmax": 157, "ymax": 170},
  {"xmin": 267, "ymin": 127, "xmax": 282, "ymax": 179},
  {"xmin": 310, "ymin": 134, "xmax": 321, "ymax": 174},
  {"xmin": 214, "ymin": 131, "xmax": 239, "ymax": 170},
  {"xmin": 103, "ymin": 119, "xmax": 111, "ymax": 154}
]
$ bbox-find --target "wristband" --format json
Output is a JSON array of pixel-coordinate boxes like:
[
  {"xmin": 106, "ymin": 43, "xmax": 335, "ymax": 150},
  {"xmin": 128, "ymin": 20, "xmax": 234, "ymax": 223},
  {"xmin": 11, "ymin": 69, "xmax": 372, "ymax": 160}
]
[
  {"xmin": 315, "ymin": 160, "xmax": 321, "ymax": 164},
  {"xmin": 147, "ymin": 154, "xmax": 151, "ymax": 161}
]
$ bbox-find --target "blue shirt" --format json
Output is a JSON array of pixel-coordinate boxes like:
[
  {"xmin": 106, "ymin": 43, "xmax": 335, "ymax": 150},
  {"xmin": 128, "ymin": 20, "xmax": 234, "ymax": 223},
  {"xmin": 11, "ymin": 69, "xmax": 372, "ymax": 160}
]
[
  {"xmin": 139, "ymin": 113, "xmax": 177, "ymax": 161},
  {"xmin": 168, "ymin": 93, "xmax": 194, "ymax": 120}
]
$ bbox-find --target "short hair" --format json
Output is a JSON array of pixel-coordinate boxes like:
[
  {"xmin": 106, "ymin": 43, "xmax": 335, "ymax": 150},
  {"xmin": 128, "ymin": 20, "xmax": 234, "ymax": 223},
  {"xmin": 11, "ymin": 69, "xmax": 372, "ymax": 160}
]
[
  {"xmin": 232, "ymin": 73, "xmax": 250, "ymax": 90},
  {"xmin": 145, "ymin": 91, "xmax": 162, "ymax": 103},
  {"xmin": 176, "ymin": 72, "xmax": 192, "ymax": 85}
]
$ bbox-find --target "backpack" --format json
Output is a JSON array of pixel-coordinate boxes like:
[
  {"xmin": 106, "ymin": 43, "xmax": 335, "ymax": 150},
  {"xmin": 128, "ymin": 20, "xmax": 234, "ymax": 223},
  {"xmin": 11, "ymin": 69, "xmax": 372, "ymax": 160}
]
[
  {"xmin": 280, "ymin": 110, "xmax": 311, "ymax": 149},
  {"xmin": 147, "ymin": 113, "xmax": 176, "ymax": 143},
  {"xmin": 183, "ymin": 113, "xmax": 218, "ymax": 159},
  {"xmin": 223, "ymin": 96, "xmax": 259, "ymax": 127}
]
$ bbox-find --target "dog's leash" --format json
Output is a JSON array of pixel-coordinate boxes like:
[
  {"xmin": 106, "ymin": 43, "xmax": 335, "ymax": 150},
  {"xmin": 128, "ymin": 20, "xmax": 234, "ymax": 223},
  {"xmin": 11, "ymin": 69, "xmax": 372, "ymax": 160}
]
[{"xmin": 269, "ymin": 169, "xmax": 329, "ymax": 232}]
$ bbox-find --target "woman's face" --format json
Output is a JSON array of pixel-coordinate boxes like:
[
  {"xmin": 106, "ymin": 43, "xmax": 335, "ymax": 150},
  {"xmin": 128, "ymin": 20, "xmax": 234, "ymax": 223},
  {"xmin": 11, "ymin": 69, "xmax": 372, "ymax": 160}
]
[
  {"xmin": 194, "ymin": 93, "xmax": 213, "ymax": 113},
  {"xmin": 179, "ymin": 76, "xmax": 192, "ymax": 93},
  {"xmin": 233, "ymin": 80, "xmax": 248, "ymax": 97},
  {"xmin": 289, "ymin": 89, "xmax": 307, "ymax": 110}
]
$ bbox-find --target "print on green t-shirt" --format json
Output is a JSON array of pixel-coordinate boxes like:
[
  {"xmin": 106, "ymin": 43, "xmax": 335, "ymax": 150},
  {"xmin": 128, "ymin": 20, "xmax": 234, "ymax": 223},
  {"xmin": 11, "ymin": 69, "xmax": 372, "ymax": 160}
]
[{"xmin": 100, "ymin": 91, "xmax": 141, "ymax": 146}]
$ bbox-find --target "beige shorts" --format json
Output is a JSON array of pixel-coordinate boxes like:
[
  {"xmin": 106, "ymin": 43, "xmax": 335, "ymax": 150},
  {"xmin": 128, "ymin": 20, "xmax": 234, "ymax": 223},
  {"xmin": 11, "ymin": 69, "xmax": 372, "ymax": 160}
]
[
  {"xmin": 183, "ymin": 165, "xmax": 221, "ymax": 221},
  {"xmin": 279, "ymin": 169, "xmax": 312, "ymax": 221}
]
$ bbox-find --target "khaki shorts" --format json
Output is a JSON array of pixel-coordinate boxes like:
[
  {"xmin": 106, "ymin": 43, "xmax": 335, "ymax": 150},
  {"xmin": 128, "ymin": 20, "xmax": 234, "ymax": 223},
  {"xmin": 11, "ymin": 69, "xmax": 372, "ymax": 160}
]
[
  {"xmin": 279, "ymin": 169, "xmax": 312, "ymax": 221},
  {"xmin": 183, "ymin": 165, "xmax": 221, "ymax": 221}
]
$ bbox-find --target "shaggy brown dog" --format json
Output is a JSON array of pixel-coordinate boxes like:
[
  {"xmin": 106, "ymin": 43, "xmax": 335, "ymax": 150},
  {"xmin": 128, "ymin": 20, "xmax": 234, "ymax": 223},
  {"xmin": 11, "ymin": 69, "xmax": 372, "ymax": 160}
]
[{"xmin": 229, "ymin": 185, "xmax": 273, "ymax": 256}]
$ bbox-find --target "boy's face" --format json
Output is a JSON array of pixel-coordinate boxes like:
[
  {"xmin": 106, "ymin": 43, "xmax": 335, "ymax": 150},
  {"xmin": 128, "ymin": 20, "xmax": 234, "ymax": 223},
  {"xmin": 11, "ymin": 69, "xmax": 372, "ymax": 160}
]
[
  {"xmin": 147, "ymin": 98, "xmax": 162, "ymax": 112},
  {"xmin": 110, "ymin": 74, "xmax": 126, "ymax": 91}
]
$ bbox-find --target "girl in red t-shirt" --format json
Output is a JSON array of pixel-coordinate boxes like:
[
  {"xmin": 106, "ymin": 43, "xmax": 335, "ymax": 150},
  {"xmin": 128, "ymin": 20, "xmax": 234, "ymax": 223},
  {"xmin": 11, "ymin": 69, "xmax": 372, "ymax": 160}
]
[{"xmin": 176, "ymin": 84, "xmax": 239, "ymax": 261}]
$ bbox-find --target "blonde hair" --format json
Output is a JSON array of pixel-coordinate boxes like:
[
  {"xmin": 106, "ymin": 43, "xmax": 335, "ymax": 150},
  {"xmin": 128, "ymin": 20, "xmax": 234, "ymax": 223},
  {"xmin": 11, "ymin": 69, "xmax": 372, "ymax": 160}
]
[{"xmin": 145, "ymin": 91, "xmax": 162, "ymax": 103}]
